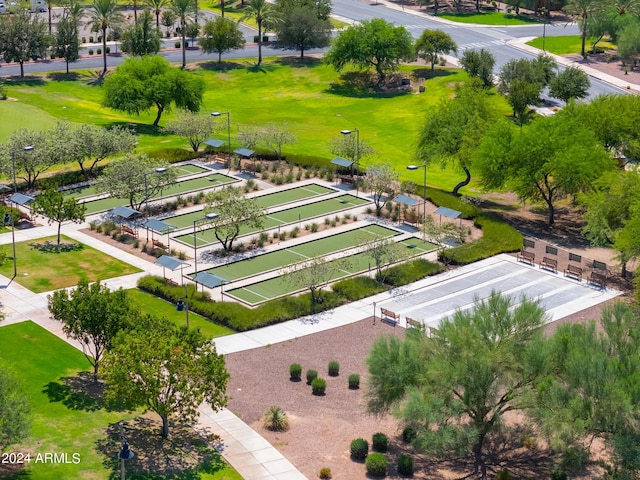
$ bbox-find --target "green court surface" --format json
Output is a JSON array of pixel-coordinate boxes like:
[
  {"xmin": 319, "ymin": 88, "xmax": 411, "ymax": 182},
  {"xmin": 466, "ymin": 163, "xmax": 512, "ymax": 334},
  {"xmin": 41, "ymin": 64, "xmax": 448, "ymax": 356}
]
[
  {"xmin": 165, "ymin": 183, "xmax": 335, "ymax": 230},
  {"xmin": 226, "ymin": 237, "xmax": 438, "ymax": 305},
  {"xmin": 176, "ymin": 194, "xmax": 370, "ymax": 248},
  {"xmin": 203, "ymin": 224, "xmax": 400, "ymax": 281},
  {"xmin": 80, "ymin": 173, "xmax": 235, "ymax": 214}
]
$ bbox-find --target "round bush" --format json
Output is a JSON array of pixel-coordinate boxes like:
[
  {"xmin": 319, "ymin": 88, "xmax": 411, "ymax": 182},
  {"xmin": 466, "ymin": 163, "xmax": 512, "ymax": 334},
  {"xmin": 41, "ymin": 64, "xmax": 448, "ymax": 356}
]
[
  {"xmin": 365, "ymin": 452, "xmax": 387, "ymax": 477},
  {"xmin": 402, "ymin": 426, "xmax": 417, "ymax": 444},
  {"xmin": 289, "ymin": 363, "xmax": 302, "ymax": 381},
  {"xmin": 319, "ymin": 467, "xmax": 332, "ymax": 479},
  {"xmin": 175, "ymin": 41, "xmax": 181, "ymax": 48},
  {"xmin": 306, "ymin": 369, "xmax": 317, "ymax": 385},
  {"xmin": 328, "ymin": 360, "xmax": 340, "ymax": 377},
  {"xmin": 397, "ymin": 454, "xmax": 413, "ymax": 476},
  {"xmin": 372, "ymin": 432, "xmax": 388, "ymax": 453},
  {"xmin": 348, "ymin": 373, "xmax": 360, "ymax": 389},
  {"xmin": 311, "ymin": 377, "xmax": 326, "ymax": 396},
  {"xmin": 350, "ymin": 438, "xmax": 368, "ymax": 461},
  {"xmin": 88, "ymin": 49, "xmax": 94, "ymax": 55},
  {"xmin": 263, "ymin": 406, "xmax": 289, "ymax": 432}
]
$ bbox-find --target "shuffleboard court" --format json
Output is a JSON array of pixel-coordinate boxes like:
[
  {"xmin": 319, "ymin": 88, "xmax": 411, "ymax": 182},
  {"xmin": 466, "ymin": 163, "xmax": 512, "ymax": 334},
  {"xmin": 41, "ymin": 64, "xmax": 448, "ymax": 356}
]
[
  {"xmin": 165, "ymin": 183, "xmax": 334, "ymax": 230},
  {"xmin": 80, "ymin": 173, "xmax": 235, "ymax": 214},
  {"xmin": 176, "ymin": 194, "xmax": 370, "ymax": 248},
  {"xmin": 225, "ymin": 237, "xmax": 438, "ymax": 305},
  {"xmin": 203, "ymin": 224, "xmax": 400, "ymax": 281}
]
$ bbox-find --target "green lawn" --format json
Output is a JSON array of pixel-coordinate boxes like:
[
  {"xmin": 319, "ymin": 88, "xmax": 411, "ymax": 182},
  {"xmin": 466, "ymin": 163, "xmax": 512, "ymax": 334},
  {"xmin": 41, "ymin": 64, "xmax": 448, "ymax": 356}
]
[
  {"xmin": 127, "ymin": 288, "xmax": 235, "ymax": 338},
  {"xmin": 526, "ymin": 35, "xmax": 616, "ymax": 55},
  {"xmin": 0, "ymin": 321, "xmax": 241, "ymax": 480},
  {"xmin": 437, "ymin": 11, "xmax": 540, "ymax": 24},
  {"xmin": 0, "ymin": 235, "xmax": 141, "ymax": 292}
]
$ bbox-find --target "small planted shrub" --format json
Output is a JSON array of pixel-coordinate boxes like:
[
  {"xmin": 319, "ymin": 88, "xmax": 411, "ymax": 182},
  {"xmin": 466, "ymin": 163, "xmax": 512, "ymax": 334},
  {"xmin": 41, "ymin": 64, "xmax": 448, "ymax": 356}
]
[
  {"xmin": 319, "ymin": 467, "xmax": 332, "ymax": 479},
  {"xmin": 551, "ymin": 472, "xmax": 567, "ymax": 480},
  {"xmin": 306, "ymin": 369, "xmax": 317, "ymax": 384},
  {"xmin": 289, "ymin": 363, "xmax": 302, "ymax": 381},
  {"xmin": 397, "ymin": 455, "xmax": 413, "ymax": 476},
  {"xmin": 105, "ymin": 46, "xmax": 110, "ymax": 54},
  {"xmin": 310, "ymin": 223, "xmax": 319, "ymax": 233},
  {"xmin": 89, "ymin": 35, "xmax": 94, "ymax": 42},
  {"xmin": 97, "ymin": 48, "xmax": 102, "ymax": 55},
  {"xmin": 495, "ymin": 470, "xmax": 511, "ymax": 480},
  {"xmin": 372, "ymin": 432, "xmax": 388, "ymax": 453},
  {"xmin": 88, "ymin": 49, "xmax": 94, "ymax": 55},
  {"xmin": 311, "ymin": 377, "xmax": 326, "ymax": 395},
  {"xmin": 348, "ymin": 374, "xmax": 360, "ymax": 389},
  {"xmin": 263, "ymin": 406, "xmax": 289, "ymax": 432},
  {"xmin": 402, "ymin": 426, "xmax": 417, "ymax": 444},
  {"xmin": 365, "ymin": 452, "xmax": 387, "ymax": 477},
  {"xmin": 328, "ymin": 360, "xmax": 339, "ymax": 377},
  {"xmin": 350, "ymin": 438, "xmax": 368, "ymax": 461},
  {"xmin": 175, "ymin": 41, "xmax": 181, "ymax": 48}
]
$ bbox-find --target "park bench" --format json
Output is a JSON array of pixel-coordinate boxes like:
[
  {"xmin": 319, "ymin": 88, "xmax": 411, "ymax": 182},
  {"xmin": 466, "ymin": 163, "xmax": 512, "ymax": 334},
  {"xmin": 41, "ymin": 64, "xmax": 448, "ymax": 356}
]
[
  {"xmin": 152, "ymin": 239, "xmax": 166, "ymax": 250},
  {"xmin": 405, "ymin": 317, "xmax": 421, "ymax": 329},
  {"xmin": 121, "ymin": 225, "xmax": 136, "ymax": 237},
  {"xmin": 540, "ymin": 256, "xmax": 558, "ymax": 273},
  {"xmin": 517, "ymin": 249, "xmax": 535, "ymax": 266},
  {"xmin": 564, "ymin": 264, "xmax": 583, "ymax": 281},
  {"xmin": 590, "ymin": 271, "xmax": 607, "ymax": 288},
  {"xmin": 380, "ymin": 308, "xmax": 400, "ymax": 326}
]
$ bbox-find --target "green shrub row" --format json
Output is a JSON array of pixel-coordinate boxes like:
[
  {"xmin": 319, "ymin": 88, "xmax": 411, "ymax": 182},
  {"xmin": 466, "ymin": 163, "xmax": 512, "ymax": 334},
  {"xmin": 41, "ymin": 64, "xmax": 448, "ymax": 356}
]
[
  {"xmin": 331, "ymin": 276, "xmax": 388, "ymax": 301},
  {"xmin": 426, "ymin": 188, "xmax": 480, "ymax": 219},
  {"xmin": 147, "ymin": 147, "xmax": 200, "ymax": 163},
  {"xmin": 379, "ymin": 258, "xmax": 445, "ymax": 287}
]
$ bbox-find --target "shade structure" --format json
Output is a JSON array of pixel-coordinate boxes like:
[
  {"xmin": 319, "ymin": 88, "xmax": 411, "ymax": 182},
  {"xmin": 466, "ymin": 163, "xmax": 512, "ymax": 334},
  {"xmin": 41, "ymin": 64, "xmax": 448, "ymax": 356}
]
[
  {"xmin": 9, "ymin": 193, "xmax": 35, "ymax": 205},
  {"xmin": 193, "ymin": 271, "xmax": 226, "ymax": 288},
  {"xmin": 154, "ymin": 255, "xmax": 190, "ymax": 270},
  {"xmin": 205, "ymin": 138, "xmax": 225, "ymax": 148},
  {"xmin": 393, "ymin": 194, "xmax": 420, "ymax": 207},
  {"xmin": 331, "ymin": 157, "xmax": 353, "ymax": 168},
  {"xmin": 233, "ymin": 148, "xmax": 254, "ymax": 158},
  {"xmin": 111, "ymin": 206, "xmax": 141, "ymax": 219},
  {"xmin": 144, "ymin": 219, "xmax": 176, "ymax": 234},
  {"xmin": 434, "ymin": 206, "xmax": 461, "ymax": 219}
]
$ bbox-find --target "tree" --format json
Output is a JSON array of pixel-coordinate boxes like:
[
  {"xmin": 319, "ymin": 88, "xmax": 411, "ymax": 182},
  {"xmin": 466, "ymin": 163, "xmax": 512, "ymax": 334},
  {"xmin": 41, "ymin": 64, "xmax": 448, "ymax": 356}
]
[
  {"xmin": 203, "ymin": 186, "xmax": 266, "ymax": 251},
  {"xmin": 87, "ymin": 0, "xmax": 122, "ymax": 74},
  {"xmin": 120, "ymin": 9, "xmax": 162, "ymax": 55},
  {"xmin": 617, "ymin": 20, "xmax": 640, "ymax": 66},
  {"xmin": 364, "ymin": 163, "xmax": 399, "ymax": 216},
  {"xmin": 0, "ymin": 363, "xmax": 30, "ymax": 450},
  {"xmin": 548, "ymin": 66, "xmax": 591, "ymax": 103},
  {"xmin": 275, "ymin": 5, "xmax": 332, "ymax": 59},
  {"xmin": 170, "ymin": 0, "xmax": 196, "ymax": 68},
  {"xmin": 185, "ymin": 21, "xmax": 199, "ymax": 47},
  {"xmin": 258, "ymin": 122, "xmax": 297, "ymax": 161},
  {"xmin": 563, "ymin": 0, "xmax": 601, "ymax": 58},
  {"xmin": 414, "ymin": 29, "xmax": 457, "ymax": 71},
  {"xmin": 48, "ymin": 279, "xmax": 137, "ymax": 382},
  {"xmin": 422, "ymin": 215, "xmax": 462, "ymax": 264},
  {"xmin": 32, "ymin": 189, "xmax": 86, "ymax": 246},
  {"xmin": 325, "ymin": 18, "xmax": 414, "ymax": 85},
  {"xmin": 365, "ymin": 237, "xmax": 401, "ymax": 283},
  {"xmin": 161, "ymin": 9, "xmax": 177, "ymax": 36},
  {"xmin": 241, "ymin": 0, "xmax": 277, "ymax": 64},
  {"xmin": 102, "ymin": 55, "xmax": 205, "ymax": 126},
  {"xmin": 285, "ymin": 257, "xmax": 347, "ymax": 312},
  {"xmin": 367, "ymin": 291, "xmax": 550, "ymax": 480},
  {"xmin": 0, "ymin": 10, "xmax": 50, "ymax": 79},
  {"xmin": 165, "ymin": 112, "xmax": 215, "ymax": 152},
  {"xmin": 53, "ymin": 15, "xmax": 80, "ymax": 74},
  {"xmin": 328, "ymin": 134, "xmax": 375, "ymax": 167},
  {"xmin": 96, "ymin": 153, "xmax": 177, "ymax": 210},
  {"xmin": 103, "ymin": 315, "xmax": 229, "ymax": 438},
  {"xmin": 146, "ymin": 0, "xmax": 167, "ymax": 26},
  {"xmin": 68, "ymin": 124, "xmax": 137, "ymax": 178},
  {"xmin": 459, "ymin": 48, "xmax": 495, "ymax": 88},
  {"xmin": 198, "ymin": 16, "xmax": 245, "ymax": 63},
  {"xmin": 273, "ymin": 0, "xmax": 331, "ymax": 20}
]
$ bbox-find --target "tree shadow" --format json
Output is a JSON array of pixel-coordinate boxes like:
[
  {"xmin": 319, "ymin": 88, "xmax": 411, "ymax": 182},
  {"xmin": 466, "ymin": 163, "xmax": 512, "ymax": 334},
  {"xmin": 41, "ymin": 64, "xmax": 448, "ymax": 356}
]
[
  {"xmin": 42, "ymin": 371, "xmax": 111, "ymax": 412},
  {"xmin": 274, "ymin": 56, "xmax": 323, "ymax": 68},
  {"xmin": 246, "ymin": 63, "xmax": 271, "ymax": 74},
  {"xmin": 411, "ymin": 68, "xmax": 460, "ymax": 80},
  {"xmin": 3, "ymin": 77, "xmax": 46, "ymax": 87},
  {"xmin": 103, "ymin": 121, "xmax": 166, "ymax": 137},
  {"xmin": 29, "ymin": 241, "xmax": 84, "ymax": 254},
  {"xmin": 198, "ymin": 61, "xmax": 247, "ymax": 72},
  {"xmin": 325, "ymin": 72, "xmax": 412, "ymax": 99},
  {"xmin": 48, "ymin": 72, "xmax": 83, "ymax": 82}
]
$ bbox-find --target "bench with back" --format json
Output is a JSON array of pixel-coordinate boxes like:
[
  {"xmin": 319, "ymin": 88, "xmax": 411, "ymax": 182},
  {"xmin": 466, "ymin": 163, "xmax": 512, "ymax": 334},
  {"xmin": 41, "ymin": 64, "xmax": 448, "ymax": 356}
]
[{"xmin": 379, "ymin": 308, "xmax": 400, "ymax": 326}]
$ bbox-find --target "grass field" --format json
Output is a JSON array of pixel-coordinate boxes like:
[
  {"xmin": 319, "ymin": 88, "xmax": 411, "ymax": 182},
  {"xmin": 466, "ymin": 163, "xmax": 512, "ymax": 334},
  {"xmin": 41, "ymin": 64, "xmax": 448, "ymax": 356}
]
[
  {"xmin": 0, "ymin": 235, "xmax": 141, "ymax": 292},
  {"xmin": 436, "ymin": 11, "xmax": 540, "ymax": 24},
  {"xmin": 127, "ymin": 288, "xmax": 234, "ymax": 338},
  {"xmin": 526, "ymin": 35, "xmax": 616, "ymax": 55},
  {"xmin": 203, "ymin": 224, "xmax": 400, "ymax": 282},
  {"xmin": 226, "ymin": 236, "xmax": 438, "ymax": 305},
  {"xmin": 176, "ymin": 194, "xmax": 370, "ymax": 248},
  {"xmin": 0, "ymin": 321, "xmax": 241, "ymax": 480},
  {"xmin": 166, "ymin": 183, "xmax": 334, "ymax": 229}
]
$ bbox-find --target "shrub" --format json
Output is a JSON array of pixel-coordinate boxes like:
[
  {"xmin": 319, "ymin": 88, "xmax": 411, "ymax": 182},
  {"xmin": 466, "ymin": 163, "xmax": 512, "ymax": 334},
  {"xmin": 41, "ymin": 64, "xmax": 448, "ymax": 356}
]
[
  {"xmin": 332, "ymin": 276, "xmax": 387, "ymax": 301},
  {"xmin": 289, "ymin": 363, "xmax": 302, "ymax": 381},
  {"xmin": 311, "ymin": 377, "xmax": 326, "ymax": 395},
  {"xmin": 319, "ymin": 467, "xmax": 332, "ymax": 479},
  {"xmin": 397, "ymin": 455, "xmax": 413, "ymax": 476},
  {"xmin": 263, "ymin": 406, "xmax": 289, "ymax": 432},
  {"xmin": 551, "ymin": 472, "xmax": 567, "ymax": 480},
  {"xmin": 175, "ymin": 41, "xmax": 181, "ymax": 48},
  {"xmin": 82, "ymin": 36, "xmax": 86, "ymax": 43},
  {"xmin": 402, "ymin": 426, "xmax": 417, "ymax": 444},
  {"xmin": 379, "ymin": 259, "xmax": 444, "ymax": 287},
  {"xmin": 350, "ymin": 438, "xmax": 368, "ymax": 460},
  {"xmin": 89, "ymin": 35, "xmax": 94, "ymax": 42},
  {"xmin": 148, "ymin": 147, "xmax": 198, "ymax": 163},
  {"xmin": 310, "ymin": 223, "xmax": 319, "ymax": 233},
  {"xmin": 372, "ymin": 432, "xmax": 388, "ymax": 452},
  {"xmin": 496, "ymin": 470, "xmax": 511, "ymax": 480},
  {"xmin": 365, "ymin": 452, "xmax": 387, "ymax": 477},
  {"xmin": 348, "ymin": 374, "xmax": 360, "ymax": 389},
  {"xmin": 97, "ymin": 48, "xmax": 102, "ymax": 55},
  {"xmin": 306, "ymin": 369, "xmax": 317, "ymax": 384},
  {"xmin": 105, "ymin": 46, "xmax": 110, "ymax": 54},
  {"xmin": 88, "ymin": 49, "xmax": 94, "ymax": 55},
  {"xmin": 328, "ymin": 360, "xmax": 339, "ymax": 377}
]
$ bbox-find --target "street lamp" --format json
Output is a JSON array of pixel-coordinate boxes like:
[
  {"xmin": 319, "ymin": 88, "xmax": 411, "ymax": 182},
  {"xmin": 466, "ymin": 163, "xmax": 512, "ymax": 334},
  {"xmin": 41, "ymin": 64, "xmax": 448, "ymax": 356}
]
[
  {"xmin": 211, "ymin": 112, "xmax": 231, "ymax": 167},
  {"xmin": 176, "ymin": 283, "xmax": 190, "ymax": 328},
  {"xmin": 192, "ymin": 212, "xmax": 218, "ymax": 274},
  {"xmin": 407, "ymin": 164, "xmax": 427, "ymax": 225},
  {"xmin": 143, "ymin": 167, "xmax": 168, "ymax": 216},
  {"xmin": 340, "ymin": 129, "xmax": 360, "ymax": 197}
]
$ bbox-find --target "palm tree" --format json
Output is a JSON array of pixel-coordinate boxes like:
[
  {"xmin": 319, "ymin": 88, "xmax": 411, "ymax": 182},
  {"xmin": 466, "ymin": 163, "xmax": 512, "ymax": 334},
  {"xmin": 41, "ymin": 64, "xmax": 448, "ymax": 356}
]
[
  {"xmin": 563, "ymin": 0, "xmax": 601, "ymax": 58},
  {"xmin": 146, "ymin": 0, "xmax": 168, "ymax": 27},
  {"xmin": 240, "ymin": 0, "xmax": 277, "ymax": 65},
  {"xmin": 171, "ymin": 0, "xmax": 195, "ymax": 68},
  {"xmin": 87, "ymin": 0, "xmax": 122, "ymax": 74}
]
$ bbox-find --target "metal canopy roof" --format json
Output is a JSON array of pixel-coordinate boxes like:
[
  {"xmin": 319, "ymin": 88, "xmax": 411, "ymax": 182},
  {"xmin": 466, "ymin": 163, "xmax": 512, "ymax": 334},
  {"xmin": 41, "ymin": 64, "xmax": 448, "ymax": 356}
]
[
  {"xmin": 144, "ymin": 219, "xmax": 176, "ymax": 233},
  {"xmin": 194, "ymin": 272, "xmax": 226, "ymax": 288},
  {"xmin": 234, "ymin": 148, "xmax": 254, "ymax": 158},
  {"xmin": 331, "ymin": 157, "xmax": 353, "ymax": 168},
  {"xmin": 155, "ymin": 255, "xmax": 190, "ymax": 270},
  {"xmin": 9, "ymin": 193, "xmax": 35, "ymax": 205},
  {"xmin": 393, "ymin": 194, "xmax": 420, "ymax": 207},
  {"xmin": 434, "ymin": 206, "xmax": 462, "ymax": 219},
  {"xmin": 205, "ymin": 138, "xmax": 225, "ymax": 148},
  {"xmin": 112, "ymin": 206, "xmax": 141, "ymax": 219}
]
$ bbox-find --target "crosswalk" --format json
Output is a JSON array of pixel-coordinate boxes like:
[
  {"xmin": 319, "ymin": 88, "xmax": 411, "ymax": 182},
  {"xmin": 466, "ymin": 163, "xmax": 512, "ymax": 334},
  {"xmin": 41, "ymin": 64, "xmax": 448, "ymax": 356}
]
[{"xmin": 459, "ymin": 39, "xmax": 510, "ymax": 50}]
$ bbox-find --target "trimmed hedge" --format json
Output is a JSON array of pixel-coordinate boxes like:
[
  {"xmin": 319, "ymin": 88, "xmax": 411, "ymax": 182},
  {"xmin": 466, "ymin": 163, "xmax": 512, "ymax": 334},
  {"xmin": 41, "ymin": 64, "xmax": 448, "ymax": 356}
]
[
  {"xmin": 365, "ymin": 452, "xmax": 387, "ymax": 477},
  {"xmin": 426, "ymin": 188, "xmax": 480, "ymax": 219},
  {"xmin": 350, "ymin": 438, "xmax": 368, "ymax": 460},
  {"xmin": 331, "ymin": 276, "xmax": 388, "ymax": 301},
  {"xmin": 147, "ymin": 147, "xmax": 200, "ymax": 163},
  {"xmin": 380, "ymin": 259, "xmax": 444, "ymax": 287}
]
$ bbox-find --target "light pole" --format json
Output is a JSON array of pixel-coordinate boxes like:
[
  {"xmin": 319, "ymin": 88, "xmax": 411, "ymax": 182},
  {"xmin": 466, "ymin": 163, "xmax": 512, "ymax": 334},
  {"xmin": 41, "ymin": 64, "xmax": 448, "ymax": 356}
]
[
  {"xmin": 176, "ymin": 283, "xmax": 190, "ymax": 328},
  {"xmin": 211, "ymin": 112, "xmax": 231, "ymax": 167},
  {"xmin": 407, "ymin": 164, "xmax": 427, "ymax": 224},
  {"xmin": 143, "ymin": 167, "xmax": 168, "ymax": 216},
  {"xmin": 192, "ymin": 212, "xmax": 218, "ymax": 274},
  {"xmin": 6, "ymin": 146, "xmax": 34, "ymax": 279},
  {"xmin": 340, "ymin": 129, "xmax": 360, "ymax": 197}
]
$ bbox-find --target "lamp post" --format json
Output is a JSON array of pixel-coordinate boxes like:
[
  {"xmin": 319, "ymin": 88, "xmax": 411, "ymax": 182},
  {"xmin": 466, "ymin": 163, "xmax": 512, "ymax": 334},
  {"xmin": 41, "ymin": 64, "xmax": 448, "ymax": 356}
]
[
  {"xmin": 211, "ymin": 112, "xmax": 231, "ymax": 167},
  {"xmin": 407, "ymin": 164, "xmax": 427, "ymax": 225},
  {"xmin": 6, "ymin": 146, "xmax": 34, "ymax": 279},
  {"xmin": 143, "ymin": 167, "xmax": 168, "ymax": 216},
  {"xmin": 176, "ymin": 283, "xmax": 190, "ymax": 328},
  {"xmin": 192, "ymin": 212, "xmax": 218, "ymax": 274},
  {"xmin": 340, "ymin": 129, "xmax": 360, "ymax": 197}
]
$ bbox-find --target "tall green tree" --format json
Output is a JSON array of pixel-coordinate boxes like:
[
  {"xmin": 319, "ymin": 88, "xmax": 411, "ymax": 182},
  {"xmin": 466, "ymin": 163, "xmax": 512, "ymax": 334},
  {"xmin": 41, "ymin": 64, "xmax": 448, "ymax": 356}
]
[
  {"xmin": 275, "ymin": 5, "xmax": 332, "ymax": 59},
  {"xmin": 364, "ymin": 162, "xmax": 399, "ymax": 216},
  {"xmin": 241, "ymin": 0, "xmax": 277, "ymax": 64},
  {"xmin": 0, "ymin": 362, "xmax": 30, "ymax": 450},
  {"xmin": 273, "ymin": 0, "xmax": 331, "ymax": 20},
  {"xmin": 563, "ymin": 0, "xmax": 602, "ymax": 57},
  {"xmin": 367, "ymin": 291, "xmax": 550, "ymax": 480},
  {"xmin": 257, "ymin": 122, "xmax": 297, "ymax": 161},
  {"xmin": 459, "ymin": 48, "xmax": 495, "ymax": 88},
  {"xmin": 102, "ymin": 55, "xmax": 205, "ymax": 126},
  {"xmin": 32, "ymin": 189, "xmax": 86, "ymax": 246},
  {"xmin": 0, "ymin": 10, "xmax": 50, "ymax": 78},
  {"xmin": 170, "ymin": 0, "xmax": 196, "ymax": 68},
  {"xmin": 146, "ymin": 0, "xmax": 168, "ymax": 26},
  {"xmin": 198, "ymin": 16, "xmax": 245, "ymax": 63},
  {"xmin": 102, "ymin": 315, "xmax": 229, "ymax": 438},
  {"xmin": 548, "ymin": 66, "xmax": 591, "ymax": 103},
  {"xmin": 414, "ymin": 29, "xmax": 457, "ymax": 71},
  {"xmin": 325, "ymin": 18, "xmax": 414, "ymax": 85},
  {"xmin": 68, "ymin": 124, "xmax": 137, "ymax": 178},
  {"xmin": 165, "ymin": 112, "xmax": 215, "ymax": 152},
  {"xmin": 120, "ymin": 8, "xmax": 162, "ymax": 55},
  {"xmin": 53, "ymin": 14, "xmax": 80, "ymax": 74},
  {"xmin": 87, "ymin": 0, "xmax": 123, "ymax": 74},
  {"xmin": 48, "ymin": 279, "xmax": 137, "ymax": 382}
]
